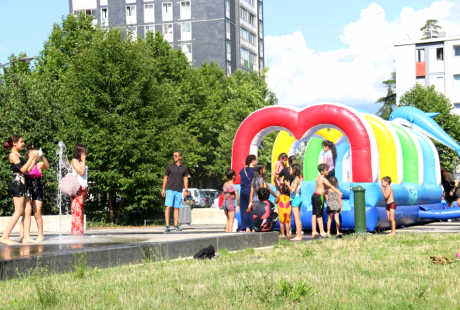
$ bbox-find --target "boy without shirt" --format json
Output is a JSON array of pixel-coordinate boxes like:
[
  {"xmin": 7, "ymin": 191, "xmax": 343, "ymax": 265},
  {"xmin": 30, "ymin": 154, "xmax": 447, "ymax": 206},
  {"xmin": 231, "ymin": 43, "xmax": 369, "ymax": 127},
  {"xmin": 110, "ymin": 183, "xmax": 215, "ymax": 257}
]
[
  {"xmin": 312, "ymin": 164, "xmax": 343, "ymax": 239},
  {"xmin": 381, "ymin": 176, "xmax": 396, "ymax": 235}
]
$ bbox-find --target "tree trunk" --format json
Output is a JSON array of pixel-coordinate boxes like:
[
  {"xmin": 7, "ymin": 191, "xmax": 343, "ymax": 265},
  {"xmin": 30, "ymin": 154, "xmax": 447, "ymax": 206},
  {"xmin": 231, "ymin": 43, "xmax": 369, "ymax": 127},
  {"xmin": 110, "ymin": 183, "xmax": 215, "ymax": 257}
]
[{"xmin": 108, "ymin": 189, "xmax": 115, "ymax": 223}]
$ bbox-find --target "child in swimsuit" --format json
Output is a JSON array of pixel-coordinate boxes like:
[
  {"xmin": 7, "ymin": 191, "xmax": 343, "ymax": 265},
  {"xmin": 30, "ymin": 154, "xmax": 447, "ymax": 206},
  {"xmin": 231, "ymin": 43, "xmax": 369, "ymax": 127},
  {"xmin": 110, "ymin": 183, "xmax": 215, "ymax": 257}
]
[
  {"xmin": 274, "ymin": 153, "xmax": 288, "ymax": 194},
  {"xmin": 312, "ymin": 164, "xmax": 342, "ymax": 239},
  {"xmin": 284, "ymin": 164, "xmax": 303, "ymax": 241},
  {"xmin": 325, "ymin": 176, "xmax": 343, "ymax": 238},
  {"xmin": 277, "ymin": 184, "xmax": 292, "ymax": 238},
  {"xmin": 381, "ymin": 176, "xmax": 396, "ymax": 235}
]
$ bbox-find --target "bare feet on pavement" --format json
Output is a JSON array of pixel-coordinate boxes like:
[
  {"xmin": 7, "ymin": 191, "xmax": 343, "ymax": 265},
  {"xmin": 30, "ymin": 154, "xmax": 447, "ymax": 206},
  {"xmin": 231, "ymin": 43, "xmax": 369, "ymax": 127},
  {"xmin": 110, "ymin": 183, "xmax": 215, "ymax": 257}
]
[{"xmin": 0, "ymin": 238, "xmax": 17, "ymax": 245}]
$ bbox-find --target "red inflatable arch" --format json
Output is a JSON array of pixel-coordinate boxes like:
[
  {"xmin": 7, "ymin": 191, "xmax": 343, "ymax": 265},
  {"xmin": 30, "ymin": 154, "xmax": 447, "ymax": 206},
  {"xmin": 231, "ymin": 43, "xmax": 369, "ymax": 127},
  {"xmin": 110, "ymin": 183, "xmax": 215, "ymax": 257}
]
[{"xmin": 232, "ymin": 104, "xmax": 378, "ymax": 184}]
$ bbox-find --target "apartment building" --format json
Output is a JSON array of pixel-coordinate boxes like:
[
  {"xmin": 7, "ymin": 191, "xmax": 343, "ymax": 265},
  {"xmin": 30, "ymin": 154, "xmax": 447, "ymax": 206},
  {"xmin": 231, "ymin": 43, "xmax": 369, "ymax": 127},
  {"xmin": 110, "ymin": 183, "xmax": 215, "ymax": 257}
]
[
  {"xmin": 69, "ymin": 0, "xmax": 264, "ymax": 75},
  {"xmin": 395, "ymin": 35, "xmax": 460, "ymax": 115}
]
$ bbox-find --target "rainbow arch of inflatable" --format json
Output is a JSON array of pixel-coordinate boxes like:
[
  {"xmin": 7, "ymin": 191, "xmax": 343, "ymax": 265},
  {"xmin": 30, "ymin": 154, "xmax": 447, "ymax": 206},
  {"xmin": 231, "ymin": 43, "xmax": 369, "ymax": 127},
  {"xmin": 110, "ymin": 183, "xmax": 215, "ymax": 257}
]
[{"xmin": 232, "ymin": 103, "xmax": 460, "ymax": 231}]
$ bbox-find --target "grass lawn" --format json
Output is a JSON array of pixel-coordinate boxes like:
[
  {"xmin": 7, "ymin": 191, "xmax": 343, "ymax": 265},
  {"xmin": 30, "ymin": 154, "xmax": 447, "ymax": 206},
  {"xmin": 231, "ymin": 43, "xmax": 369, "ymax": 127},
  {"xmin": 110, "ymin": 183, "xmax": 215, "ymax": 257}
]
[{"xmin": 1, "ymin": 233, "xmax": 460, "ymax": 309}]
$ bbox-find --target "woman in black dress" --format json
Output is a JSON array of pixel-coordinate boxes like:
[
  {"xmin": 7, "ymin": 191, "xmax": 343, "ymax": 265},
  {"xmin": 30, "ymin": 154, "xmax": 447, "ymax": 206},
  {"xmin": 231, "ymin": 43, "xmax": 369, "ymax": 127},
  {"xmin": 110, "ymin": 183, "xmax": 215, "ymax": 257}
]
[
  {"xmin": 0, "ymin": 135, "xmax": 39, "ymax": 245},
  {"xmin": 239, "ymin": 155, "xmax": 257, "ymax": 232}
]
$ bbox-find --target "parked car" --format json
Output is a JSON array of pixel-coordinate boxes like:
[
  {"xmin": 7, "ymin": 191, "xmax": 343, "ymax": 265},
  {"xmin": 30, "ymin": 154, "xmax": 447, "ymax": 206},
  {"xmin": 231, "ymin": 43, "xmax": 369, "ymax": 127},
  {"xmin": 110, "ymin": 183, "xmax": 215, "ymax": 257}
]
[
  {"xmin": 183, "ymin": 188, "xmax": 206, "ymax": 207},
  {"xmin": 199, "ymin": 189, "xmax": 223, "ymax": 208}
]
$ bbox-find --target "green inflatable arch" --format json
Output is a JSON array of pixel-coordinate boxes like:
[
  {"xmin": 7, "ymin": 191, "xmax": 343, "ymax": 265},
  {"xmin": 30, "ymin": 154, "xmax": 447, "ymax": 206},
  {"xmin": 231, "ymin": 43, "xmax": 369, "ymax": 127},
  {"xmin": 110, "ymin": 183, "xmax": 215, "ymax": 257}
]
[
  {"xmin": 303, "ymin": 137, "xmax": 323, "ymax": 181},
  {"xmin": 390, "ymin": 124, "xmax": 419, "ymax": 184}
]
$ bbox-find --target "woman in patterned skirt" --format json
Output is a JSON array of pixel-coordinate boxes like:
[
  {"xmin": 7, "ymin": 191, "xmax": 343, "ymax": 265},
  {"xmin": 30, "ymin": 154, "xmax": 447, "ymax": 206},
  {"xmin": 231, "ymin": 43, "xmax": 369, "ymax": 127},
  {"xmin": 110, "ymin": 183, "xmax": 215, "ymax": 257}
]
[{"xmin": 71, "ymin": 144, "xmax": 88, "ymax": 235}]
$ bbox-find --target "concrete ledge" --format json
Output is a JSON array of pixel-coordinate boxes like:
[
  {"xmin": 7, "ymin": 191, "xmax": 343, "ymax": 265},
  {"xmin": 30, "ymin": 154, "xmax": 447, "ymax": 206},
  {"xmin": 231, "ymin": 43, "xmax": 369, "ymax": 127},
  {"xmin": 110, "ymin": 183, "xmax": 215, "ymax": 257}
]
[
  {"xmin": 191, "ymin": 209, "xmax": 227, "ymax": 225},
  {"xmin": 0, "ymin": 215, "xmax": 86, "ymax": 234},
  {"xmin": 0, "ymin": 231, "xmax": 279, "ymax": 280}
]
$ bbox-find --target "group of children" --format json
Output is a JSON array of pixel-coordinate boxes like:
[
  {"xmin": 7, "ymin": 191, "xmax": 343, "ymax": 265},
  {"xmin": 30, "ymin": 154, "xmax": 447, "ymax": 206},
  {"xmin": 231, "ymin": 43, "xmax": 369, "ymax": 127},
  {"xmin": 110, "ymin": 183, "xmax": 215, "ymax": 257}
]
[
  {"xmin": 270, "ymin": 140, "xmax": 397, "ymax": 239},
  {"xmin": 221, "ymin": 139, "xmax": 398, "ymax": 237}
]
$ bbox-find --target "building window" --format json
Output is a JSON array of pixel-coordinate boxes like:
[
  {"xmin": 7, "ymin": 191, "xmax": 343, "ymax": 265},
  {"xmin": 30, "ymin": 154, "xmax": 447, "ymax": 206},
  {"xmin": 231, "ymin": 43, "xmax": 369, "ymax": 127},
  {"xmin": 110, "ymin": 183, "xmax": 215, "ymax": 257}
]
[
  {"xmin": 416, "ymin": 49, "xmax": 425, "ymax": 62},
  {"xmin": 182, "ymin": 43, "xmax": 192, "ymax": 62},
  {"xmin": 240, "ymin": 8, "xmax": 256, "ymax": 27},
  {"xmin": 162, "ymin": 2, "xmax": 173, "ymax": 21},
  {"xmin": 436, "ymin": 48, "xmax": 444, "ymax": 61},
  {"xmin": 259, "ymin": 21, "xmax": 263, "ymax": 37},
  {"xmin": 454, "ymin": 46, "xmax": 460, "ymax": 57},
  {"xmin": 181, "ymin": 22, "xmax": 191, "ymax": 41},
  {"xmin": 226, "ymin": 21, "xmax": 231, "ymax": 39},
  {"xmin": 126, "ymin": 6, "xmax": 136, "ymax": 24},
  {"xmin": 163, "ymin": 23, "xmax": 174, "ymax": 42},
  {"xmin": 260, "ymin": 42, "xmax": 263, "ymax": 57},
  {"xmin": 145, "ymin": 25, "xmax": 155, "ymax": 36},
  {"xmin": 74, "ymin": 9, "xmax": 97, "ymax": 20},
  {"xmin": 242, "ymin": 0, "xmax": 254, "ymax": 6},
  {"xmin": 227, "ymin": 62, "xmax": 232, "ymax": 76},
  {"xmin": 226, "ymin": 0, "xmax": 230, "ymax": 18},
  {"xmin": 101, "ymin": 8, "xmax": 108, "ymax": 27},
  {"xmin": 258, "ymin": 3, "xmax": 262, "ymax": 20},
  {"xmin": 455, "ymin": 103, "xmax": 460, "ymax": 115},
  {"xmin": 241, "ymin": 47, "xmax": 256, "ymax": 70},
  {"xmin": 227, "ymin": 41, "xmax": 231, "ymax": 61},
  {"xmin": 130, "ymin": 26, "xmax": 138, "ymax": 41},
  {"xmin": 144, "ymin": 4, "xmax": 154, "ymax": 23},
  {"xmin": 260, "ymin": 58, "xmax": 263, "ymax": 70},
  {"xmin": 240, "ymin": 28, "xmax": 256, "ymax": 46},
  {"xmin": 180, "ymin": 1, "xmax": 191, "ymax": 20},
  {"xmin": 454, "ymin": 75, "xmax": 460, "ymax": 87}
]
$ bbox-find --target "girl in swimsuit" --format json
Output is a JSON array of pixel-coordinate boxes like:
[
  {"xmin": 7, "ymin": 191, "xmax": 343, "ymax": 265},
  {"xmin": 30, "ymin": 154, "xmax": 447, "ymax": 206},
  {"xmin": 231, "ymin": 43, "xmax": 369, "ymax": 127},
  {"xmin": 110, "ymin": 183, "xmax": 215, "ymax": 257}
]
[
  {"xmin": 0, "ymin": 135, "xmax": 39, "ymax": 245},
  {"xmin": 274, "ymin": 153, "xmax": 288, "ymax": 194},
  {"xmin": 19, "ymin": 145, "xmax": 50, "ymax": 242}
]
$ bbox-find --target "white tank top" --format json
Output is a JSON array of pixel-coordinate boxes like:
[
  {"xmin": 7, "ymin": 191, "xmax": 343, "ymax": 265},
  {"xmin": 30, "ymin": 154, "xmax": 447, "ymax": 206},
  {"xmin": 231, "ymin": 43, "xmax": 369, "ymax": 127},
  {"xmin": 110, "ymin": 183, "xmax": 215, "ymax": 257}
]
[
  {"xmin": 290, "ymin": 178, "xmax": 301, "ymax": 199},
  {"xmin": 73, "ymin": 162, "xmax": 88, "ymax": 188}
]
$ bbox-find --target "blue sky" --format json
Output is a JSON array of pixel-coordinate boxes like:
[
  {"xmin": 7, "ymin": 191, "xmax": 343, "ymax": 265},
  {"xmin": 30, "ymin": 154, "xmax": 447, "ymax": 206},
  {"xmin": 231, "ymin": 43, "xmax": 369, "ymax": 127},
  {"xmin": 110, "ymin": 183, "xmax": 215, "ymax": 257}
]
[
  {"xmin": 264, "ymin": 0, "xmax": 436, "ymax": 52},
  {"xmin": 1, "ymin": 0, "xmax": 436, "ymax": 65},
  {"xmin": 1, "ymin": 0, "xmax": 459, "ymax": 113}
]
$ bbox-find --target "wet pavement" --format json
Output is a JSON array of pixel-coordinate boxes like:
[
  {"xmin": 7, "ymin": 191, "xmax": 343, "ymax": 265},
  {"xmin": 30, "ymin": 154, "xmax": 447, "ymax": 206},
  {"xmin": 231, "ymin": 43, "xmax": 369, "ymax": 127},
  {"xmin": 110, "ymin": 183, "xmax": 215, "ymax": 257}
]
[
  {"xmin": 1, "ymin": 221, "xmax": 459, "ymax": 262},
  {"xmin": 0, "ymin": 225, "xmax": 229, "ymax": 261}
]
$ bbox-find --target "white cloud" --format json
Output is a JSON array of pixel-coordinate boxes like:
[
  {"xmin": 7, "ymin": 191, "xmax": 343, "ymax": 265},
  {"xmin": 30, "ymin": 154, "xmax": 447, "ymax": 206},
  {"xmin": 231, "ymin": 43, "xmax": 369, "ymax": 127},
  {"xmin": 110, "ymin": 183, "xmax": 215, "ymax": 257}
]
[
  {"xmin": 265, "ymin": 1, "xmax": 460, "ymax": 107},
  {"xmin": 0, "ymin": 46, "xmax": 6, "ymax": 51}
]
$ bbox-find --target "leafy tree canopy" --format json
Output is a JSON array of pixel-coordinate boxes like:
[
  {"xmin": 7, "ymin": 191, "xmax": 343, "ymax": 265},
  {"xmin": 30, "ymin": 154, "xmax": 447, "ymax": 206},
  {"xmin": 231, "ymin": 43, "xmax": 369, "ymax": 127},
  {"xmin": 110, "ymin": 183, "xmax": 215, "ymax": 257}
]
[
  {"xmin": 376, "ymin": 71, "xmax": 396, "ymax": 120},
  {"xmin": 420, "ymin": 19, "xmax": 442, "ymax": 40},
  {"xmin": 399, "ymin": 83, "xmax": 460, "ymax": 172}
]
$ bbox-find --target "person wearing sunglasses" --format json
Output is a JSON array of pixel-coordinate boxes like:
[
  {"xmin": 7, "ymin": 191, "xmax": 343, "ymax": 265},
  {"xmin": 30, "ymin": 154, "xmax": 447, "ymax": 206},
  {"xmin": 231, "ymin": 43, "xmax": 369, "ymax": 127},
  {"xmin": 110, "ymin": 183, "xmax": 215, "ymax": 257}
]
[{"xmin": 161, "ymin": 151, "xmax": 189, "ymax": 232}]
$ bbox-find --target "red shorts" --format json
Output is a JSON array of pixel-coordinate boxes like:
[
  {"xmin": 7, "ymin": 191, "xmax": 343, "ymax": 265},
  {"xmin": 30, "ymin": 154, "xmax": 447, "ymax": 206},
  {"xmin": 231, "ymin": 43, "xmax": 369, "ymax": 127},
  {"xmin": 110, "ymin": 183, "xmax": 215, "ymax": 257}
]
[{"xmin": 386, "ymin": 202, "xmax": 397, "ymax": 211}]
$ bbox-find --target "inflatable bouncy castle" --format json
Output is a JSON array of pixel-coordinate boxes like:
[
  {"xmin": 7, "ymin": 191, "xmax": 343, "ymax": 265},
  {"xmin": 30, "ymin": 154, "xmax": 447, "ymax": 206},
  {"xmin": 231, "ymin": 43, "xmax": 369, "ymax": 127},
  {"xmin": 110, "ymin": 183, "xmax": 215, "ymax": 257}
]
[{"xmin": 232, "ymin": 103, "xmax": 460, "ymax": 231}]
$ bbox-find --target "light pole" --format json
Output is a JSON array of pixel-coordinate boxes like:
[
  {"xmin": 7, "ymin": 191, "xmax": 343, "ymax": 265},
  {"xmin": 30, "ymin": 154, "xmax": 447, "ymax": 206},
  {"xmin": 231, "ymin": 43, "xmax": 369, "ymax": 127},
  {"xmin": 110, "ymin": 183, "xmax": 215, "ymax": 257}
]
[{"xmin": 0, "ymin": 57, "xmax": 34, "ymax": 69}]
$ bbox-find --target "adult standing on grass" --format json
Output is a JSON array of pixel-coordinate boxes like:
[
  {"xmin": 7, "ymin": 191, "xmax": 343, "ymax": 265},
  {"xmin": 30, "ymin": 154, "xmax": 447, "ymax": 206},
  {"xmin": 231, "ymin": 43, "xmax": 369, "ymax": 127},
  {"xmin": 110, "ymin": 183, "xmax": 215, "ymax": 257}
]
[
  {"xmin": 239, "ymin": 155, "xmax": 257, "ymax": 232},
  {"xmin": 162, "ymin": 151, "xmax": 189, "ymax": 232},
  {"xmin": 0, "ymin": 135, "xmax": 39, "ymax": 245},
  {"xmin": 440, "ymin": 166, "xmax": 460, "ymax": 208},
  {"xmin": 71, "ymin": 144, "xmax": 88, "ymax": 235}
]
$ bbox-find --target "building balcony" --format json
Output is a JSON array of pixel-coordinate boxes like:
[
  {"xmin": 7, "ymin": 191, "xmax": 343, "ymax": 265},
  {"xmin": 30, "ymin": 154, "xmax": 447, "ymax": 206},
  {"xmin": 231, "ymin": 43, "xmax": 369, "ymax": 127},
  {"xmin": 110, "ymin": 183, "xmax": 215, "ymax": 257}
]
[
  {"xmin": 240, "ymin": 39, "xmax": 257, "ymax": 54},
  {"xmin": 240, "ymin": 58, "xmax": 257, "ymax": 71},
  {"xmin": 240, "ymin": 19, "xmax": 257, "ymax": 36},
  {"xmin": 181, "ymin": 32, "xmax": 191, "ymax": 41},
  {"xmin": 416, "ymin": 62, "xmax": 426, "ymax": 77},
  {"xmin": 126, "ymin": 15, "xmax": 137, "ymax": 25},
  {"xmin": 239, "ymin": 1, "xmax": 257, "ymax": 15}
]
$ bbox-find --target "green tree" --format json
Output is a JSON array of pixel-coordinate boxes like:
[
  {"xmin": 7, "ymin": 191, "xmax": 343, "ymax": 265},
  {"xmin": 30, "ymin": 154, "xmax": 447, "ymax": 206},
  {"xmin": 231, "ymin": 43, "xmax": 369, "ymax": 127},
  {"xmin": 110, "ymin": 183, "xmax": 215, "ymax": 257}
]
[
  {"xmin": 0, "ymin": 56, "xmax": 65, "ymax": 215},
  {"xmin": 376, "ymin": 71, "xmax": 396, "ymax": 120},
  {"xmin": 399, "ymin": 83, "xmax": 460, "ymax": 171},
  {"xmin": 420, "ymin": 19, "xmax": 442, "ymax": 40},
  {"xmin": 60, "ymin": 28, "xmax": 199, "ymax": 222}
]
